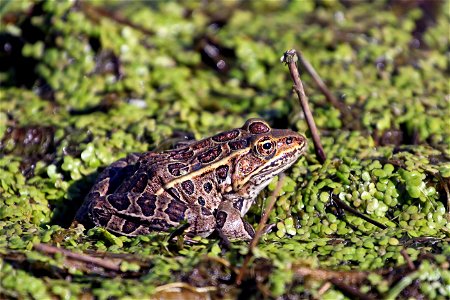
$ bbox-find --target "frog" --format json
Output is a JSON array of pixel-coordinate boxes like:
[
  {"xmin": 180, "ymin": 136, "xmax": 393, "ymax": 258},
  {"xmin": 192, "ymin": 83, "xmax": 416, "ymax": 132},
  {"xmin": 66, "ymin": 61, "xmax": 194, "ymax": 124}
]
[{"xmin": 74, "ymin": 118, "xmax": 307, "ymax": 240}]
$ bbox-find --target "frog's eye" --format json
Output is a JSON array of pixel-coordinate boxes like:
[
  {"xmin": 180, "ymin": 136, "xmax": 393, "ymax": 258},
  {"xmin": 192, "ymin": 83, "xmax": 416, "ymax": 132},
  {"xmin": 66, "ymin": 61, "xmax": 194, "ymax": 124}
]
[
  {"xmin": 262, "ymin": 142, "xmax": 272, "ymax": 150},
  {"xmin": 254, "ymin": 137, "xmax": 276, "ymax": 158}
]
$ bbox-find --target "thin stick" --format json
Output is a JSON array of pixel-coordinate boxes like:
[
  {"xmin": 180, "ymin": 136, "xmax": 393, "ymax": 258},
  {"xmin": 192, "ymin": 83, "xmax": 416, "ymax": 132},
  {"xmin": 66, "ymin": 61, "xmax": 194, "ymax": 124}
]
[
  {"xmin": 79, "ymin": 2, "xmax": 154, "ymax": 36},
  {"xmin": 330, "ymin": 278, "xmax": 375, "ymax": 300},
  {"xmin": 154, "ymin": 282, "xmax": 217, "ymax": 293},
  {"xmin": 295, "ymin": 266, "xmax": 374, "ymax": 299},
  {"xmin": 293, "ymin": 265, "xmax": 368, "ymax": 284},
  {"xmin": 332, "ymin": 195, "xmax": 387, "ymax": 229},
  {"xmin": 400, "ymin": 249, "xmax": 415, "ymax": 271},
  {"xmin": 34, "ymin": 243, "xmax": 121, "ymax": 271},
  {"xmin": 282, "ymin": 49, "xmax": 326, "ymax": 163},
  {"xmin": 236, "ymin": 173, "xmax": 286, "ymax": 285},
  {"xmin": 317, "ymin": 282, "xmax": 332, "ymax": 298},
  {"xmin": 296, "ymin": 51, "xmax": 354, "ymax": 125}
]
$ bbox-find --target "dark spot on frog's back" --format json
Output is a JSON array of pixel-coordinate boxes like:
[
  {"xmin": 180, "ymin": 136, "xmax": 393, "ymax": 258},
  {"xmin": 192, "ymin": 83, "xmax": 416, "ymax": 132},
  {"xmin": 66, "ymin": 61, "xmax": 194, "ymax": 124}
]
[
  {"xmin": 212, "ymin": 129, "xmax": 240, "ymax": 142},
  {"xmin": 203, "ymin": 182, "xmax": 213, "ymax": 193},
  {"xmin": 192, "ymin": 139, "xmax": 210, "ymax": 150},
  {"xmin": 228, "ymin": 138, "xmax": 248, "ymax": 151},
  {"xmin": 170, "ymin": 148, "xmax": 194, "ymax": 161},
  {"xmin": 216, "ymin": 165, "xmax": 229, "ymax": 182},
  {"xmin": 122, "ymin": 220, "xmax": 139, "ymax": 234},
  {"xmin": 131, "ymin": 172, "xmax": 148, "ymax": 193},
  {"xmin": 164, "ymin": 200, "xmax": 188, "ymax": 222},
  {"xmin": 136, "ymin": 194, "xmax": 157, "ymax": 217},
  {"xmin": 92, "ymin": 207, "xmax": 112, "ymax": 226},
  {"xmin": 249, "ymin": 121, "xmax": 270, "ymax": 134},
  {"xmin": 168, "ymin": 162, "xmax": 189, "ymax": 176},
  {"xmin": 107, "ymin": 194, "xmax": 131, "ymax": 211},
  {"xmin": 148, "ymin": 218, "xmax": 171, "ymax": 230},
  {"xmin": 198, "ymin": 145, "xmax": 222, "ymax": 164},
  {"xmin": 216, "ymin": 211, "xmax": 227, "ymax": 228},
  {"xmin": 181, "ymin": 180, "xmax": 195, "ymax": 195}
]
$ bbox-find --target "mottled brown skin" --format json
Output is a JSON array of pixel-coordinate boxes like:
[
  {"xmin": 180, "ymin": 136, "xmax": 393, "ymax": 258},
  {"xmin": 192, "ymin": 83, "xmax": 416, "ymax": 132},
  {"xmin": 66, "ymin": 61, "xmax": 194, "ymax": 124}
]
[{"xmin": 74, "ymin": 119, "xmax": 307, "ymax": 240}]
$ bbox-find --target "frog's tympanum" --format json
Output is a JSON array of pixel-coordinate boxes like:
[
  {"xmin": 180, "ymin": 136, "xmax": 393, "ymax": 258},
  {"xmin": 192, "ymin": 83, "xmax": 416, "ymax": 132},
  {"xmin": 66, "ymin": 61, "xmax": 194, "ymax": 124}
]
[{"xmin": 74, "ymin": 119, "xmax": 307, "ymax": 240}]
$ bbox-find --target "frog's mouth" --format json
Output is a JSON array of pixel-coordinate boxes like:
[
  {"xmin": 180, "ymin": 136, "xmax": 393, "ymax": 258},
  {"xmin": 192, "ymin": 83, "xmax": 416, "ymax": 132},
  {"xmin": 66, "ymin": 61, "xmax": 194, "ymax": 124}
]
[
  {"xmin": 251, "ymin": 151, "xmax": 301, "ymax": 185},
  {"xmin": 239, "ymin": 144, "xmax": 306, "ymax": 195}
]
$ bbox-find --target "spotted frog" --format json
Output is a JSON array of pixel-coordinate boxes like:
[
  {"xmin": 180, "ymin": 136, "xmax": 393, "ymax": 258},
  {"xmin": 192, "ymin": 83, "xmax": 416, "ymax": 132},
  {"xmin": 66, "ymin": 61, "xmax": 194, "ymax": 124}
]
[{"xmin": 74, "ymin": 119, "xmax": 307, "ymax": 240}]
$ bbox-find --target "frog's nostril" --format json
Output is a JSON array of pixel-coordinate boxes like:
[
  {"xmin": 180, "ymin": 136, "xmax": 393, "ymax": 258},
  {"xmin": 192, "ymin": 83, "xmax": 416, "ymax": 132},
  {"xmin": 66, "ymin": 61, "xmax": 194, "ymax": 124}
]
[{"xmin": 286, "ymin": 137, "xmax": 293, "ymax": 145}]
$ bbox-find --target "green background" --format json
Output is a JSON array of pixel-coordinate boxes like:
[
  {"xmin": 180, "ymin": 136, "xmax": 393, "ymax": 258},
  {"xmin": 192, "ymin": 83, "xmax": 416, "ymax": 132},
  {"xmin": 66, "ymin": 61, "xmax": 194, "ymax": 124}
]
[{"xmin": 1, "ymin": 1, "xmax": 449, "ymax": 299}]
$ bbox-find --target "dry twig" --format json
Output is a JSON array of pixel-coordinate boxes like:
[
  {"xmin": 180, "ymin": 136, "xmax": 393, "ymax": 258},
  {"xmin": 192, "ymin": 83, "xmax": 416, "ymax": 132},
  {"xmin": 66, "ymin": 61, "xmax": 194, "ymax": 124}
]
[
  {"xmin": 34, "ymin": 243, "xmax": 121, "ymax": 271},
  {"xmin": 78, "ymin": 1, "xmax": 154, "ymax": 36},
  {"xmin": 154, "ymin": 282, "xmax": 217, "ymax": 293},
  {"xmin": 293, "ymin": 265, "xmax": 374, "ymax": 300},
  {"xmin": 400, "ymin": 249, "xmax": 416, "ymax": 271},
  {"xmin": 293, "ymin": 265, "xmax": 369, "ymax": 284},
  {"xmin": 236, "ymin": 173, "xmax": 286, "ymax": 285},
  {"xmin": 330, "ymin": 278, "xmax": 375, "ymax": 300},
  {"xmin": 281, "ymin": 49, "xmax": 326, "ymax": 163},
  {"xmin": 332, "ymin": 195, "xmax": 387, "ymax": 230}
]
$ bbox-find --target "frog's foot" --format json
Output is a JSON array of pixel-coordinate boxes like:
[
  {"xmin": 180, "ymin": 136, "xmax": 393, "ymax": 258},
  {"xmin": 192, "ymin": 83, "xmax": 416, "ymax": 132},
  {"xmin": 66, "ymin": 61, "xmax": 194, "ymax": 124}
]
[{"xmin": 215, "ymin": 201, "xmax": 255, "ymax": 241}]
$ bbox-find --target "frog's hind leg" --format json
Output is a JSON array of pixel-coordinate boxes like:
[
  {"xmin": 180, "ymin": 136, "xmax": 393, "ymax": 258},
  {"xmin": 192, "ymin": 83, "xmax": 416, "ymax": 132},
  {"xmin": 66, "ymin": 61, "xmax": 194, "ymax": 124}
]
[
  {"xmin": 89, "ymin": 192, "xmax": 192, "ymax": 237},
  {"xmin": 86, "ymin": 192, "xmax": 158, "ymax": 236},
  {"xmin": 73, "ymin": 153, "xmax": 141, "ymax": 227},
  {"xmin": 89, "ymin": 202, "xmax": 153, "ymax": 236}
]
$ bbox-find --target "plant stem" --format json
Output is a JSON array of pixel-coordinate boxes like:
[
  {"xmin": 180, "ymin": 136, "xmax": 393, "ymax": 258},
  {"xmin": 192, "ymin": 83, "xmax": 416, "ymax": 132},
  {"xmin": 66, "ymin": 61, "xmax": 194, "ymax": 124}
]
[
  {"xmin": 236, "ymin": 173, "xmax": 286, "ymax": 285},
  {"xmin": 282, "ymin": 49, "xmax": 326, "ymax": 163}
]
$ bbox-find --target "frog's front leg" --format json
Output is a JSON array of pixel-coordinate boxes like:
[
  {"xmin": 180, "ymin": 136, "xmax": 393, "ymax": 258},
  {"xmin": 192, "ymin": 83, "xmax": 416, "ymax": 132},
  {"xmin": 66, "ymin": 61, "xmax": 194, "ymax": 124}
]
[
  {"xmin": 215, "ymin": 201, "xmax": 255, "ymax": 240},
  {"xmin": 185, "ymin": 205, "xmax": 217, "ymax": 238}
]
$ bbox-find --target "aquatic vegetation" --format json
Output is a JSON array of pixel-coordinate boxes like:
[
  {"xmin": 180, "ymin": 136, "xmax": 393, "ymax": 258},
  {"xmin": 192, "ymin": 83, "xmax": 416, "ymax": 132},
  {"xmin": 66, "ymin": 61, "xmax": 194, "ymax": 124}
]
[{"xmin": 1, "ymin": 1, "xmax": 449, "ymax": 298}]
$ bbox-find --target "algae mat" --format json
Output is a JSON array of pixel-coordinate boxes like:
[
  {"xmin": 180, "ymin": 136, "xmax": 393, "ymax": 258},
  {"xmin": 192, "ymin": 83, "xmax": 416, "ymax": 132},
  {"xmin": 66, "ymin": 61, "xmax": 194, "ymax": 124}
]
[{"xmin": 1, "ymin": 1, "xmax": 449, "ymax": 299}]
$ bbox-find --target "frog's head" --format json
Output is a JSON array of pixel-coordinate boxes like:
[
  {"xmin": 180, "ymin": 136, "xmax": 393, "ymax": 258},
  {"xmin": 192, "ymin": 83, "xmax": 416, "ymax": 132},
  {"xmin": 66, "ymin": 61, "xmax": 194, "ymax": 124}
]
[{"xmin": 231, "ymin": 119, "xmax": 307, "ymax": 196}]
